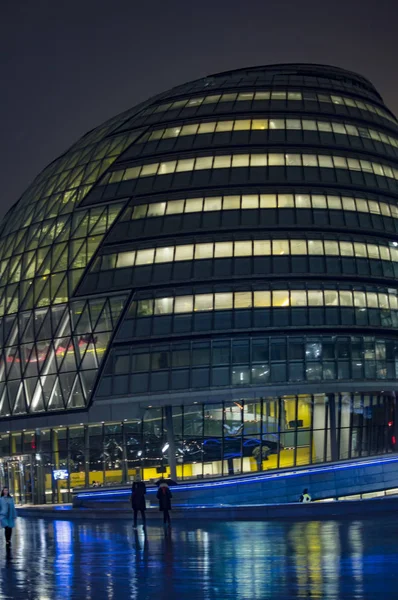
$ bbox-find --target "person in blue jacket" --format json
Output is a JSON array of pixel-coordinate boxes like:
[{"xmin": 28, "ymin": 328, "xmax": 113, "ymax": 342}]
[{"xmin": 0, "ymin": 487, "xmax": 17, "ymax": 545}]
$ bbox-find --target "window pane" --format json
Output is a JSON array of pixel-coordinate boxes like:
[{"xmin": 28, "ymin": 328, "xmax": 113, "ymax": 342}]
[
  {"xmin": 215, "ymin": 293, "xmax": 233, "ymax": 310},
  {"xmin": 141, "ymin": 163, "xmax": 159, "ymax": 177},
  {"xmin": 198, "ymin": 122, "xmax": 216, "ymax": 134},
  {"xmin": 204, "ymin": 197, "xmax": 222, "ymax": 211},
  {"xmin": 147, "ymin": 202, "xmax": 166, "ymax": 217},
  {"xmin": 253, "ymin": 291, "xmax": 271, "ymax": 307},
  {"xmin": 176, "ymin": 159, "xmax": 195, "ymax": 173},
  {"xmin": 166, "ymin": 200, "xmax": 184, "ymax": 215},
  {"xmin": 234, "ymin": 291, "xmax": 252, "ymax": 308},
  {"xmin": 195, "ymin": 243, "xmax": 213, "ymax": 259},
  {"xmin": 174, "ymin": 296, "xmax": 193, "ymax": 313},
  {"xmin": 213, "ymin": 156, "xmax": 231, "ymax": 169},
  {"xmin": 252, "ymin": 119, "xmax": 268, "ymax": 130},
  {"xmin": 155, "ymin": 247, "xmax": 174, "ymax": 263},
  {"xmin": 254, "ymin": 240, "xmax": 271, "ymax": 255},
  {"xmin": 272, "ymin": 240, "xmax": 289, "ymax": 255},
  {"xmin": 185, "ymin": 198, "xmax": 203, "ymax": 213},
  {"xmin": 135, "ymin": 249, "xmax": 154, "ymax": 265},
  {"xmin": 158, "ymin": 161, "xmax": 177, "ymax": 175},
  {"xmin": 195, "ymin": 157, "xmax": 213, "ymax": 170},
  {"xmin": 175, "ymin": 245, "xmax": 194, "ymax": 261},
  {"xmin": 232, "ymin": 155, "xmax": 250, "ymax": 167},
  {"xmin": 223, "ymin": 196, "xmax": 240, "ymax": 210},
  {"xmin": 154, "ymin": 297, "xmax": 173, "ymax": 314},
  {"xmin": 291, "ymin": 291, "xmax": 307, "ymax": 306},
  {"xmin": 308, "ymin": 240, "xmax": 324, "ymax": 255},
  {"xmin": 116, "ymin": 251, "xmax": 136, "ymax": 268},
  {"xmin": 250, "ymin": 154, "xmax": 267, "ymax": 167},
  {"xmin": 234, "ymin": 120, "xmax": 251, "ymax": 131},
  {"xmin": 268, "ymin": 154, "xmax": 284, "ymax": 166},
  {"xmin": 241, "ymin": 195, "xmax": 258, "ymax": 209},
  {"xmin": 215, "ymin": 121, "xmax": 234, "ymax": 132},
  {"xmin": 214, "ymin": 242, "xmax": 233, "ymax": 258},
  {"xmin": 273, "ymin": 291, "xmax": 289, "ymax": 307},
  {"xmin": 308, "ymin": 291, "xmax": 323, "ymax": 306},
  {"xmin": 234, "ymin": 241, "xmax": 252, "ymax": 256},
  {"xmin": 195, "ymin": 294, "xmax": 213, "ymax": 311}
]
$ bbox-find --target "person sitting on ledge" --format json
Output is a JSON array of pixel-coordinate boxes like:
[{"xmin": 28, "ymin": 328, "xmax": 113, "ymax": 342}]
[{"xmin": 299, "ymin": 488, "xmax": 312, "ymax": 503}]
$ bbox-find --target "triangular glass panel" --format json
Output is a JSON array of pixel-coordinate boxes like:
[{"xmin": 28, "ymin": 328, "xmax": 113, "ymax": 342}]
[
  {"xmin": 52, "ymin": 306, "xmax": 71, "ymax": 338},
  {"xmin": 19, "ymin": 311, "xmax": 35, "ymax": 343},
  {"xmin": 34, "ymin": 307, "xmax": 52, "ymax": 341},
  {"xmin": 47, "ymin": 379, "xmax": 65, "ymax": 411},
  {"xmin": 71, "ymin": 211, "xmax": 88, "ymax": 238},
  {"xmin": 93, "ymin": 300, "xmax": 112, "ymax": 332},
  {"xmin": 109, "ymin": 296, "xmax": 126, "ymax": 327},
  {"xmin": 79, "ymin": 343, "xmax": 98, "ymax": 371},
  {"xmin": 73, "ymin": 335, "xmax": 89, "ymax": 368},
  {"xmin": 51, "ymin": 274, "xmax": 68, "ymax": 305},
  {"xmin": 69, "ymin": 300, "xmax": 85, "ymax": 329},
  {"xmin": 58, "ymin": 372, "xmax": 75, "ymax": 404},
  {"xmin": 22, "ymin": 344, "xmax": 40, "ymax": 378},
  {"xmin": 75, "ymin": 302, "xmax": 92, "ymax": 334},
  {"xmin": 5, "ymin": 346, "xmax": 20, "ymax": 377},
  {"xmin": 11, "ymin": 382, "xmax": 26, "ymax": 415},
  {"xmin": 68, "ymin": 269, "xmax": 84, "ymax": 294},
  {"xmin": 54, "ymin": 337, "xmax": 72, "ymax": 370},
  {"xmin": 7, "ymin": 352, "xmax": 22, "ymax": 381},
  {"xmin": 52, "ymin": 244, "xmax": 69, "ymax": 272},
  {"xmin": 67, "ymin": 375, "xmax": 85, "ymax": 408},
  {"xmin": 0, "ymin": 385, "xmax": 10, "ymax": 417},
  {"xmin": 36, "ymin": 279, "xmax": 51, "ymax": 308},
  {"xmin": 68, "ymin": 239, "xmax": 86, "ymax": 268},
  {"xmin": 39, "ymin": 348, "xmax": 57, "ymax": 379},
  {"xmin": 80, "ymin": 369, "xmax": 97, "ymax": 398},
  {"xmin": 27, "ymin": 381, "xmax": 45, "ymax": 413}
]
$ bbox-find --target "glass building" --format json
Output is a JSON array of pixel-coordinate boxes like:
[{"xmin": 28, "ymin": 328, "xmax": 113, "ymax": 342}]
[{"xmin": 0, "ymin": 63, "xmax": 397, "ymax": 503}]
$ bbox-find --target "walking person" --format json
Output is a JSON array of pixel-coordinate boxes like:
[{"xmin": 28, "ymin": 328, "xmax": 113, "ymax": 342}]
[
  {"xmin": 156, "ymin": 479, "xmax": 172, "ymax": 527},
  {"xmin": 131, "ymin": 475, "xmax": 146, "ymax": 530},
  {"xmin": 0, "ymin": 487, "xmax": 17, "ymax": 545}
]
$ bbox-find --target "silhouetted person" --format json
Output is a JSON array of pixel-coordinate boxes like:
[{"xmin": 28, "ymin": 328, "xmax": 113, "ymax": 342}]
[
  {"xmin": 0, "ymin": 488, "xmax": 17, "ymax": 545},
  {"xmin": 131, "ymin": 476, "xmax": 146, "ymax": 529},
  {"xmin": 157, "ymin": 479, "xmax": 172, "ymax": 527},
  {"xmin": 299, "ymin": 488, "xmax": 312, "ymax": 503}
]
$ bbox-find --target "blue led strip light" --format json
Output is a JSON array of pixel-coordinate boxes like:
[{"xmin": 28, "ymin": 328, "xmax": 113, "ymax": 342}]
[{"xmin": 75, "ymin": 454, "xmax": 398, "ymax": 499}]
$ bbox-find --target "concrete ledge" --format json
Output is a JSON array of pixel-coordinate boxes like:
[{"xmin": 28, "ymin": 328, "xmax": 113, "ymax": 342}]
[{"xmin": 16, "ymin": 495, "xmax": 398, "ymax": 521}]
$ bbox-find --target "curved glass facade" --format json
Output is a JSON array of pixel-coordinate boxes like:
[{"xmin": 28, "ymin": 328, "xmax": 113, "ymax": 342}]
[{"xmin": 0, "ymin": 63, "xmax": 398, "ymax": 502}]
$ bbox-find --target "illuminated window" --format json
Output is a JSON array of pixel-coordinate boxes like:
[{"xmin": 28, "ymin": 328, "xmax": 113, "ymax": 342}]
[
  {"xmin": 215, "ymin": 293, "xmax": 233, "ymax": 310},
  {"xmin": 116, "ymin": 251, "xmax": 135, "ymax": 268},
  {"xmin": 155, "ymin": 247, "xmax": 175, "ymax": 263},
  {"xmin": 213, "ymin": 156, "xmax": 231, "ymax": 169},
  {"xmin": 195, "ymin": 294, "xmax": 213, "ymax": 311},
  {"xmin": 135, "ymin": 249, "xmax": 155, "ymax": 265},
  {"xmin": 174, "ymin": 245, "xmax": 194, "ymax": 261},
  {"xmin": 204, "ymin": 197, "xmax": 222, "ymax": 211},
  {"xmin": 147, "ymin": 203, "xmax": 166, "ymax": 217},
  {"xmin": 253, "ymin": 291, "xmax": 271, "ymax": 307},
  {"xmin": 174, "ymin": 296, "xmax": 194, "ymax": 313},
  {"xmin": 155, "ymin": 297, "xmax": 173, "ymax": 314},
  {"xmin": 195, "ymin": 244, "xmax": 213, "ymax": 259},
  {"xmin": 214, "ymin": 242, "xmax": 233, "ymax": 258},
  {"xmin": 273, "ymin": 291, "xmax": 289, "ymax": 307}
]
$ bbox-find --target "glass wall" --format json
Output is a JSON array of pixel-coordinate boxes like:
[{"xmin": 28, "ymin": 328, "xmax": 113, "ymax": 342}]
[{"xmin": 0, "ymin": 392, "xmax": 394, "ymax": 503}]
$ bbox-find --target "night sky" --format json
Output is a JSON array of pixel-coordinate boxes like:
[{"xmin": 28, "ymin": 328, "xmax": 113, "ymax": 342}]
[{"xmin": 1, "ymin": 0, "xmax": 397, "ymax": 219}]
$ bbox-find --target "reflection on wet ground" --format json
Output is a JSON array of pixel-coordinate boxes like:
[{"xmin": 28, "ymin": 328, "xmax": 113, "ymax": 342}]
[{"xmin": 0, "ymin": 516, "xmax": 397, "ymax": 599}]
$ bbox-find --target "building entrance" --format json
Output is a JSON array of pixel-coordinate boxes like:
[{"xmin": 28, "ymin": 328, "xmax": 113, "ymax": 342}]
[{"xmin": 0, "ymin": 455, "xmax": 35, "ymax": 505}]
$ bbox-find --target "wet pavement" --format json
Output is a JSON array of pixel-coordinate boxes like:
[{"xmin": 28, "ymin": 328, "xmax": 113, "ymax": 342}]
[{"xmin": 0, "ymin": 515, "xmax": 397, "ymax": 599}]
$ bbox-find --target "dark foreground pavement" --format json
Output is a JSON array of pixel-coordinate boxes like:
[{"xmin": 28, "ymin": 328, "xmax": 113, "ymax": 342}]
[{"xmin": 0, "ymin": 515, "xmax": 397, "ymax": 599}]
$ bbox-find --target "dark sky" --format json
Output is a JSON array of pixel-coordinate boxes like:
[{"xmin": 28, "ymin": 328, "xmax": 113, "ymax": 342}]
[{"xmin": 1, "ymin": 0, "xmax": 397, "ymax": 219}]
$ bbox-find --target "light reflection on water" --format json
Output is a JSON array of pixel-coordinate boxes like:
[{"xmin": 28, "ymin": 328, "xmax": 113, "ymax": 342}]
[{"xmin": 0, "ymin": 516, "xmax": 396, "ymax": 599}]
